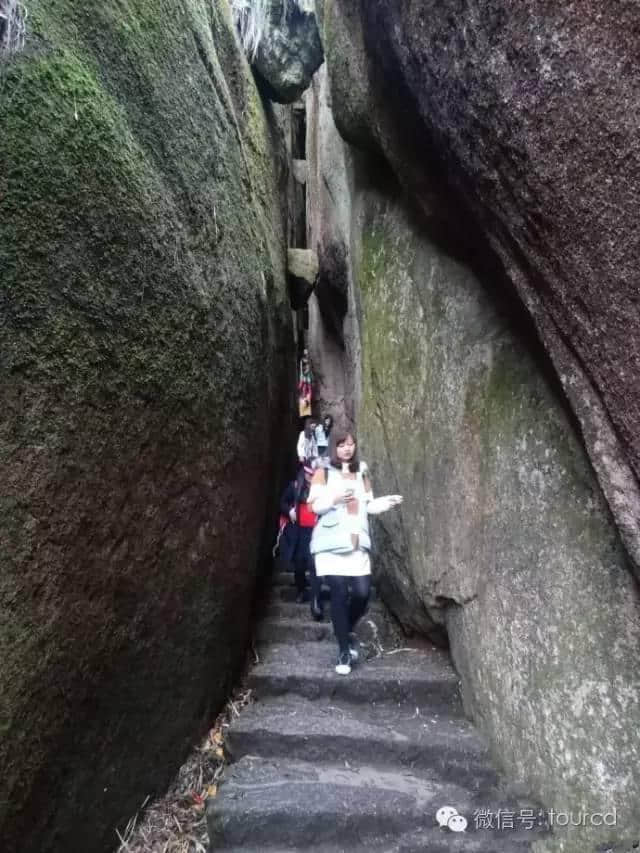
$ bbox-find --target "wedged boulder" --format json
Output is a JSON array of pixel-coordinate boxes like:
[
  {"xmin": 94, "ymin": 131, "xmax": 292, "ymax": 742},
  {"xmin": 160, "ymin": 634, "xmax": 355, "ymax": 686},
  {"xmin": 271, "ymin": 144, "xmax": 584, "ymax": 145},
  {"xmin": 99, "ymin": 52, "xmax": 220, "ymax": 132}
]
[
  {"xmin": 315, "ymin": 238, "xmax": 349, "ymax": 344},
  {"xmin": 0, "ymin": 1, "xmax": 293, "ymax": 851},
  {"xmin": 292, "ymin": 157, "xmax": 308, "ymax": 184},
  {"xmin": 287, "ymin": 247, "xmax": 318, "ymax": 308},
  {"xmin": 326, "ymin": 0, "xmax": 640, "ymax": 580},
  {"xmin": 241, "ymin": 0, "xmax": 324, "ymax": 103}
]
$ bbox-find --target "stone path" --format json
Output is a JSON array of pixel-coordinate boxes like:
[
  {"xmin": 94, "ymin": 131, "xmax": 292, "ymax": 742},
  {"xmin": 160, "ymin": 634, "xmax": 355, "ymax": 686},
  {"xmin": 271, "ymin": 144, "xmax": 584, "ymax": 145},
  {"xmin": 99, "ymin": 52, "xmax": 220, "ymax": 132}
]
[{"xmin": 206, "ymin": 572, "xmax": 550, "ymax": 852}]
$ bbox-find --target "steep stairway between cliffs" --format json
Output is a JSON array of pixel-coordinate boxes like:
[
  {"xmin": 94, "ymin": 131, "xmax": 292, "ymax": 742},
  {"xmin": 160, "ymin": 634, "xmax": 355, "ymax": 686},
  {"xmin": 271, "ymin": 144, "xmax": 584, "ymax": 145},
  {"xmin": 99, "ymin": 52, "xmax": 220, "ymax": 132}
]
[{"xmin": 206, "ymin": 570, "xmax": 550, "ymax": 852}]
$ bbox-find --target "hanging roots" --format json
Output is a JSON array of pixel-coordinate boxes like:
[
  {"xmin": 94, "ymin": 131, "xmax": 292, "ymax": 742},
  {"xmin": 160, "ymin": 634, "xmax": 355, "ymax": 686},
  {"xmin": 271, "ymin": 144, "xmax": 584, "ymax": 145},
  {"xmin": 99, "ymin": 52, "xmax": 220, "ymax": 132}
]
[
  {"xmin": 230, "ymin": 0, "xmax": 315, "ymax": 60},
  {"xmin": 0, "ymin": 0, "xmax": 27, "ymax": 57},
  {"xmin": 230, "ymin": 0, "xmax": 270, "ymax": 60}
]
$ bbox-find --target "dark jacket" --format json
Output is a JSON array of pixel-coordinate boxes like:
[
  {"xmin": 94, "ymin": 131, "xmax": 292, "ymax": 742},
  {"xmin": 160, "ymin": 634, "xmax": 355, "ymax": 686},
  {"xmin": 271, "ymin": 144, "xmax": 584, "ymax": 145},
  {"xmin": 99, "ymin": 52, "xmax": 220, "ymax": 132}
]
[
  {"xmin": 278, "ymin": 470, "xmax": 316, "ymax": 563},
  {"xmin": 280, "ymin": 481, "xmax": 297, "ymax": 518},
  {"xmin": 280, "ymin": 469, "xmax": 311, "ymax": 517}
]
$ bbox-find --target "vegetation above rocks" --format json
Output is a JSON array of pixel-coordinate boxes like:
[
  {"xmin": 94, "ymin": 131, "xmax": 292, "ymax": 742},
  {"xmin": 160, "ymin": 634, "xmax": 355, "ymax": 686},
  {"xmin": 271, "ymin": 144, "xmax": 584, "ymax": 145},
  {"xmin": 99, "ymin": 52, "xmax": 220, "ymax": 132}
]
[
  {"xmin": 231, "ymin": 0, "xmax": 315, "ymax": 58},
  {"xmin": 0, "ymin": 0, "xmax": 27, "ymax": 56}
]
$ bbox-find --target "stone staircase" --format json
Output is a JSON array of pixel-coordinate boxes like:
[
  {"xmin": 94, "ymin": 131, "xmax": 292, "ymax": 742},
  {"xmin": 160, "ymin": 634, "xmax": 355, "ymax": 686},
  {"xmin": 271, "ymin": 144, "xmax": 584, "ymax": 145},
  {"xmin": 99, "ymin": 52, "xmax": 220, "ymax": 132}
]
[{"xmin": 206, "ymin": 572, "xmax": 550, "ymax": 852}]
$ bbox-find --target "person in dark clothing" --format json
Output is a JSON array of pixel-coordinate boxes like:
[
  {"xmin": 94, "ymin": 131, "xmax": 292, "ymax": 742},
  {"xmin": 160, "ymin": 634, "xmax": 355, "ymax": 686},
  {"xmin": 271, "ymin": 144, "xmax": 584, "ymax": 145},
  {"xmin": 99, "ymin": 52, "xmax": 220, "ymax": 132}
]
[
  {"xmin": 279, "ymin": 465, "xmax": 323, "ymax": 619},
  {"xmin": 274, "ymin": 490, "xmax": 297, "ymax": 568}
]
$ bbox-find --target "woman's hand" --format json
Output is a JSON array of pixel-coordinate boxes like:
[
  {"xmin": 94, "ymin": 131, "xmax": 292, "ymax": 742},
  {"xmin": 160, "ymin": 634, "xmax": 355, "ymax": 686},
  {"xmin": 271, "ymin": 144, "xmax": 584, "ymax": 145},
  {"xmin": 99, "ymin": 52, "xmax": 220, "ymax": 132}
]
[
  {"xmin": 366, "ymin": 495, "xmax": 404, "ymax": 515},
  {"xmin": 333, "ymin": 485, "xmax": 356, "ymax": 506}
]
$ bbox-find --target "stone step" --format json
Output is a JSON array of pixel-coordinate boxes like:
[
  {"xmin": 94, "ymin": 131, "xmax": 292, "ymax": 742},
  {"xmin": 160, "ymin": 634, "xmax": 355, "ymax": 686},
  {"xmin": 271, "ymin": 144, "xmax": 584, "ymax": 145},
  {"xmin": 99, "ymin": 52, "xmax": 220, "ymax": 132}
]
[
  {"xmin": 397, "ymin": 829, "xmax": 544, "ymax": 852},
  {"xmin": 272, "ymin": 570, "xmax": 297, "ymax": 586},
  {"xmin": 219, "ymin": 842, "xmax": 538, "ymax": 853},
  {"xmin": 263, "ymin": 600, "xmax": 332, "ymax": 622},
  {"xmin": 207, "ymin": 755, "xmax": 548, "ymax": 850},
  {"xmin": 225, "ymin": 694, "xmax": 498, "ymax": 788},
  {"xmin": 256, "ymin": 617, "xmax": 334, "ymax": 644},
  {"xmin": 271, "ymin": 571, "xmax": 374, "ymax": 592},
  {"xmin": 400, "ymin": 835, "xmax": 540, "ymax": 853},
  {"xmin": 218, "ymin": 837, "xmax": 541, "ymax": 853},
  {"xmin": 264, "ymin": 599, "xmax": 384, "ymax": 622},
  {"xmin": 247, "ymin": 642, "xmax": 463, "ymax": 710},
  {"xmin": 276, "ymin": 584, "xmax": 378, "ymax": 602}
]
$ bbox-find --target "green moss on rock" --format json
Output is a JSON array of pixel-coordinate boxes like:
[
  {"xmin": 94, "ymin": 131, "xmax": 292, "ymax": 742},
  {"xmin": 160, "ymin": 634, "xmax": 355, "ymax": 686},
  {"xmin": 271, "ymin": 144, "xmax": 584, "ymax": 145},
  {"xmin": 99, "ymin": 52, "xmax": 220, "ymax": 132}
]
[
  {"xmin": 353, "ymin": 185, "xmax": 640, "ymax": 853},
  {"xmin": 0, "ymin": 2, "xmax": 293, "ymax": 850}
]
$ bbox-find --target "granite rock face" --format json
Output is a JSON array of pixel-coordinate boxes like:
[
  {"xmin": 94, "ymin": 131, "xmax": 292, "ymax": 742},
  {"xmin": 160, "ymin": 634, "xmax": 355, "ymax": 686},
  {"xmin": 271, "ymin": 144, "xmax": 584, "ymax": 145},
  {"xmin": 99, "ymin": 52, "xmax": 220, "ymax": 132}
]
[
  {"xmin": 326, "ymin": 0, "xmax": 640, "ymax": 579},
  {"xmin": 305, "ymin": 66, "xmax": 360, "ymax": 426},
  {"xmin": 0, "ymin": 2, "xmax": 293, "ymax": 850},
  {"xmin": 354, "ymin": 184, "xmax": 640, "ymax": 853},
  {"xmin": 307, "ymin": 15, "xmax": 640, "ymax": 852},
  {"xmin": 251, "ymin": 0, "xmax": 324, "ymax": 103}
]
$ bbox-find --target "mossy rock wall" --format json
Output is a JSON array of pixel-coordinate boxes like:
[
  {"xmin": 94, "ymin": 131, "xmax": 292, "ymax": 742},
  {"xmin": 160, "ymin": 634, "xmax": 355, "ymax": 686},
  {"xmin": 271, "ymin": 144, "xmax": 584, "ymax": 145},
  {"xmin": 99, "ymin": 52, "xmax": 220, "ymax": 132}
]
[
  {"xmin": 354, "ymin": 182, "xmax": 640, "ymax": 852},
  {"xmin": 326, "ymin": 0, "xmax": 640, "ymax": 581},
  {"xmin": 0, "ymin": 2, "xmax": 294, "ymax": 850},
  {"xmin": 308, "ymin": 8, "xmax": 640, "ymax": 849}
]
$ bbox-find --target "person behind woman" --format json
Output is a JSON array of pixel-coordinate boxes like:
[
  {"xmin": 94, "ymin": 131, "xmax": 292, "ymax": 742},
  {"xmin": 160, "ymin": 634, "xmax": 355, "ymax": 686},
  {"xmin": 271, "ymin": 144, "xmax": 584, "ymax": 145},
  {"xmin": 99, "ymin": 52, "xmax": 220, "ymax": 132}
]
[
  {"xmin": 297, "ymin": 416, "xmax": 318, "ymax": 465},
  {"xmin": 315, "ymin": 414, "xmax": 333, "ymax": 461},
  {"xmin": 279, "ymin": 464, "xmax": 323, "ymax": 611},
  {"xmin": 293, "ymin": 464, "xmax": 323, "ymax": 613},
  {"xmin": 275, "ymin": 475, "xmax": 299, "ymax": 574},
  {"xmin": 309, "ymin": 429, "xmax": 402, "ymax": 674}
]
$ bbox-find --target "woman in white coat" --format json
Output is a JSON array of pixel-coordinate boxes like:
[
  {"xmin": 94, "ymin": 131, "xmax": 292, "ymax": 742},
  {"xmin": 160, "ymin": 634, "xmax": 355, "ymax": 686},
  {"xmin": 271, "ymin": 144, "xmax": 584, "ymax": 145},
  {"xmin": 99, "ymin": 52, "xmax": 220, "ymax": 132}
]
[
  {"xmin": 296, "ymin": 416, "xmax": 318, "ymax": 465},
  {"xmin": 309, "ymin": 429, "xmax": 402, "ymax": 674}
]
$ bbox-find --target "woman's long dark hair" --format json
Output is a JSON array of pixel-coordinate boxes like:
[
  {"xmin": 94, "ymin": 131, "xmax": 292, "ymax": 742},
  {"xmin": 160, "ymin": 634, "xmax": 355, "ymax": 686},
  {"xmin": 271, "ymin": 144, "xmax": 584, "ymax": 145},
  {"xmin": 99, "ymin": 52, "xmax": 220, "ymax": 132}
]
[{"xmin": 329, "ymin": 429, "xmax": 359, "ymax": 473}]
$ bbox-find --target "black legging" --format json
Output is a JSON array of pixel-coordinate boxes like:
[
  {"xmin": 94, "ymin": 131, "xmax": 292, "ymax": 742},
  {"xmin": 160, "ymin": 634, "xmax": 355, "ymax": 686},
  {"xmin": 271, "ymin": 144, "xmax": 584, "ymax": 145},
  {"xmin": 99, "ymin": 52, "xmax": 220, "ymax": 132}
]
[
  {"xmin": 294, "ymin": 526, "xmax": 320, "ymax": 602},
  {"xmin": 326, "ymin": 575, "xmax": 371, "ymax": 655}
]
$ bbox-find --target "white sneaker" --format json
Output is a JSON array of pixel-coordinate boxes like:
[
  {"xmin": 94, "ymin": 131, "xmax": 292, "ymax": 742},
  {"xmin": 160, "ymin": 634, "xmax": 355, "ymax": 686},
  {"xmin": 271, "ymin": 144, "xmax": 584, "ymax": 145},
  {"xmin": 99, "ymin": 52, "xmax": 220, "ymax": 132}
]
[{"xmin": 335, "ymin": 652, "xmax": 351, "ymax": 675}]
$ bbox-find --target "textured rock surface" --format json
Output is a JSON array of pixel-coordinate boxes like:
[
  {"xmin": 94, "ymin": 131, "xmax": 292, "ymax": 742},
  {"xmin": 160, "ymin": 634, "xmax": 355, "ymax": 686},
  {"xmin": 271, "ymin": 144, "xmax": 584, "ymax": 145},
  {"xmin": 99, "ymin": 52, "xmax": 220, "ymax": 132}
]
[
  {"xmin": 326, "ymin": 0, "xmax": 640, "ymax": 580},
  {"xmin": 0, "ymin": 2, "xmax": 293, "ymax": 851},
  {"xmin": 355, "ymin": 184, "xmax": 640, "ymax": 853},
  {"xmin": 252, "ymin": 0, "xmax": 324, "ymax": 104},
  {"xmin": 287, "ymin": 247, "xmax": 318, "ymax": 308},
  {"xmin": 307, "ymin": 21, "xmax": 640, "ymax": 853},
  {"xmin": 305, "ymin": 66, "xmax": 360, "ymax": 424}
]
